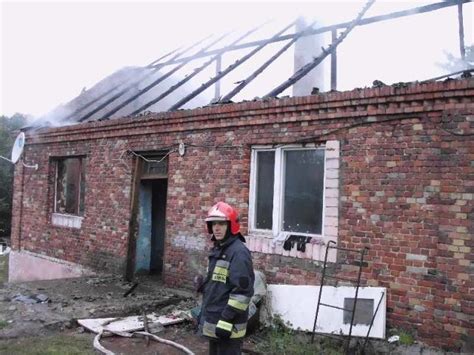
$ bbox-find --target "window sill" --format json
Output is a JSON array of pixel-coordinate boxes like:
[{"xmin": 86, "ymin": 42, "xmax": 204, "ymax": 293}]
[
  {"xmin": 51, "ymin": 213, "xmax": 83, "ymax": 229},
  {"xmin": 245, "ymin": 234, "xmax": 336, "ymax": 262}
]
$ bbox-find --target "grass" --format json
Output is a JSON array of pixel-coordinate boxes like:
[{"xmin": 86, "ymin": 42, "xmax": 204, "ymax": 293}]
[
  {"xmin": 398, "ymin": 330, "xmax": 415, "ymax": 345},
  {"xmin": 0, "ymin": 333, "xmax": 95, "ymax": 355},
  {"xmin": 388, "ymin": 327, "xmax": 415, "ymax": 346},
  {"xmin": 0, "ymin": 320, "xmax": 8, "ymax": 330},
  {"xmin": 253, "ymin": 316, "xmax": 345, "ymax": 355},
  {"xmin": 0, "ymin": 254, "xmax": 8, "ymax": 285}
]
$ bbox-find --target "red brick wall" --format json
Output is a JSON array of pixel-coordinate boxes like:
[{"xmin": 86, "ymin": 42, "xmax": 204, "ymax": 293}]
[
  {"xmin": 11, "ymin": 79, "xmax": 473, "ymax": 350},
  {"xmin": 11, "ymin": 138, "xmax": 133, "ymax": 271}
]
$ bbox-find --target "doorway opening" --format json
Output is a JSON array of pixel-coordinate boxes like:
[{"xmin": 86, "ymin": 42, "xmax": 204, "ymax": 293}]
[{"xmin": 134, "ymin": 153, "xmax": 168, "ymax": 276}]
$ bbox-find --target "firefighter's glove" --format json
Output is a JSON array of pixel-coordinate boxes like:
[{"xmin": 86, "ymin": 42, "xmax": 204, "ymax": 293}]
[{"xmin": 215, "ymin": 319, "xmax": 233, "ymax": 339}]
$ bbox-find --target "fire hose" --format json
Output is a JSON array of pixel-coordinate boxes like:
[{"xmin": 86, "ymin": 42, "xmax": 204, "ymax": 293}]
[{"xmin": 93, "ymin": 329, "xmax": 194, "ymax": 355}]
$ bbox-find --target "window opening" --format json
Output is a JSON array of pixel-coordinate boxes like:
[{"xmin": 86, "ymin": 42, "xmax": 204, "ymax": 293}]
[
  {"xmin": 55, "ymin": 157, "xmax": 85, "ymax": 215},
  {"xmin": 250, "ymin": 145, "xmax": 326, "ymax": 238}
]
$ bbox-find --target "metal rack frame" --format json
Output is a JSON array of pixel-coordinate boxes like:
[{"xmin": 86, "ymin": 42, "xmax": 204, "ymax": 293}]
[{"xmin": 310, "ymin": 240, "xmax": 373, "ymax": 354}]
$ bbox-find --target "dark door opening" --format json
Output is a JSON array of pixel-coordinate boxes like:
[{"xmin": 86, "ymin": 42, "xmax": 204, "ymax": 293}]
[
  {"xmin": 135, "ymin": 179, "xmax": 167, "ymax": 275},
  {"xmin": 151, "ymin": 179, "xmax": 167, "ymax": 274}
]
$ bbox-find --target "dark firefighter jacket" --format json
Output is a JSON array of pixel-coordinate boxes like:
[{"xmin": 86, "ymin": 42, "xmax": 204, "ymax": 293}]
[{"xmin": 200, "ymin": 235, "xmax": 255, "ymax": 339}]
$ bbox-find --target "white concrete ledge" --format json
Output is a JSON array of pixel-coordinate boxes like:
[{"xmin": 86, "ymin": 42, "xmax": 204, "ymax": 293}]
[
  {"xmin": 246, "ymin": 234, "xmax": 337, "ymax": 262},
  {"xmin": 8, "ymin": 250, "xmax": 95, "ymax": 282},
  {"xmin": 52, "ymin": 213, "xmax": 83, "ymax": 229},
  {"xmin": 268, "ymin": 284, "xmax": 386, "ymax": 339}
]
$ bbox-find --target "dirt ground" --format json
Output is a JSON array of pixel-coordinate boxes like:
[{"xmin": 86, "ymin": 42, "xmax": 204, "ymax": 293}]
[
  {"xmin": 0, "ymin": 270, "xmax": 193, "ymax": 337},
  {"xmin": 0, "ymin": 254, "xmax": 466, "ymax": 355},
  {"xmin": 0, "ymin": 254, "xmax": 260, "ymax": 354}
]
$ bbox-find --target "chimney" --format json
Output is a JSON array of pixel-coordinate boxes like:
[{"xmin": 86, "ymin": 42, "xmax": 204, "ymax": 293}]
[{"xmin": 293, "ymin": 17, "xmax": 325, "ymax": 96}]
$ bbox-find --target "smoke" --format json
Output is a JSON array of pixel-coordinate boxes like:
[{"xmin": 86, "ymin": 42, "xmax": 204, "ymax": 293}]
[
  {"xmin": 436, "ymin": 46, "xmax": 474, "ymax": 73},
  {"xmin": 27, "ymin": 62, "xmax": 215, "ymax": 129}
]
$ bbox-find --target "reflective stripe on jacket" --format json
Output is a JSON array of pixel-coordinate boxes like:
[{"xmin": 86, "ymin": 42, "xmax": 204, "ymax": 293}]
[{"xmin": 201, "ymin": 235, "xmax": 254, "ymax": 339}]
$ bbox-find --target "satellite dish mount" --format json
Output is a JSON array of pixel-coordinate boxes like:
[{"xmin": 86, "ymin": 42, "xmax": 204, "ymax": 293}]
[
  {"xmin": 11, "ymin": 132, "xmax": 25, "ymax": 163},
  {"xmin": 0, "ymin": 132, "xmax": 38, "ymax": 170}
]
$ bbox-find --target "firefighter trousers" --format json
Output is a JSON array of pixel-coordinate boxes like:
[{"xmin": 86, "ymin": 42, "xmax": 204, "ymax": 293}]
[{"xmin": 208, "ymin": 338, "xmax": 242, "ymax": 355}]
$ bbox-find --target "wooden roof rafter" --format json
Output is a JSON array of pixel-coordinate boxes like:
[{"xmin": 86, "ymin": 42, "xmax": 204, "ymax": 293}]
[{"xmin": 46, "ymin": 0, "xmax": 470, "ymax": 125}]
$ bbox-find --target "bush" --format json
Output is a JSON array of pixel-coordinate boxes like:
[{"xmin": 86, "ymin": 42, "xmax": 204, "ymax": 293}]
[{"xmin": 0, "ymin": 114, "xmax": 28, "ymax": 238}]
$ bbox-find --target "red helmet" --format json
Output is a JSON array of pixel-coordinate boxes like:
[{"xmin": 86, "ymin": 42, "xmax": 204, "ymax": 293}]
[{"xmin": 205, "ymin": 201, "xmax": 240, "ymax": 235}]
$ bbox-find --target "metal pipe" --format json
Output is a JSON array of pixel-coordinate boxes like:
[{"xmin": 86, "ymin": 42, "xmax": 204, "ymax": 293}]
[
  {"xmin": 345, "ymin": 247, "xmax": 369, "ymax": 354},
  {"xmin": 311, "ymin": 240, "xmax": 336, "ymax": 344},
  {"xmin": 362, "ymin": 291, "xmax": 385, "ymax": 351},
  {"xmin": 319, "ymin": 302, "xmax": 354, "ymax": 312}
]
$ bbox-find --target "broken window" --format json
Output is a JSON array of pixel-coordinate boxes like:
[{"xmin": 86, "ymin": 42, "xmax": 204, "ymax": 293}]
[
  {"xmin": 250, "ymin": 145, "xmax": 325, "ymax": 237},
  {"xmin": 54, "ymin": 157, "xmax": 85, "ymax": 215}
]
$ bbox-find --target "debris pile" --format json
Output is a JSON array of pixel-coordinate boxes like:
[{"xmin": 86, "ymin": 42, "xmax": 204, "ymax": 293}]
[
  {"xmin": 11, "ymin": 293, "xmax": 49, "ymax": 304},
  {"xmin": 79, "ymin": 310, "xmax": 194, "ymax": 355}
]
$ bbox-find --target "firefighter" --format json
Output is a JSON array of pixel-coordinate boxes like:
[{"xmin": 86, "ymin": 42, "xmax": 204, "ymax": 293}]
[{"xmin": 199, "ymin": 201, "xmax": 255, "ymax": 355}]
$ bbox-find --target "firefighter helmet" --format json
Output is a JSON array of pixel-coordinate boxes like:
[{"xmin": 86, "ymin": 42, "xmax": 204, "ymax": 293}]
[{"xmin": 205, "ymin": 201, "xmax": 240, "ymax": 235}]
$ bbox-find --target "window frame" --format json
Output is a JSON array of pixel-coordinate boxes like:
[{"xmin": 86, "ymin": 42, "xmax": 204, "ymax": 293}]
[
  {"xmin": 249, "ymin": 144, "xmax": 326, "ymax": 240},
  {"xmin": 53, "ymin": 156, "xmax": 85, "ymax": 217}
]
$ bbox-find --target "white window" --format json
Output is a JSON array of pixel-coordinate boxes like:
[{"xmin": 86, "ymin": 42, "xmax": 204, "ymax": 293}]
[{"xmin": 249, "ymin": 142, "xmax": 339, "ymax": 241}]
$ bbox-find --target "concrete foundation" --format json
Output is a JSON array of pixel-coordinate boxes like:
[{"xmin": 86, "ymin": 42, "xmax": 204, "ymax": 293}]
[{"xmin": 8, "ymin": 250, "xmax": 95, "ymax": 282}]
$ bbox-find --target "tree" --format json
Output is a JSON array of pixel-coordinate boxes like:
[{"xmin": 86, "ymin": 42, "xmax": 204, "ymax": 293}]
[{"xmin": 0, "ymin": 114, "xmax": 29, "ymax": 238}]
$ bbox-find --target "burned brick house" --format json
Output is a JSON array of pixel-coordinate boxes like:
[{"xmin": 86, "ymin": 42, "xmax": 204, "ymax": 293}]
[{"xmin": 8, "ymin": 1, "xmax": 473, "ymax": 351}]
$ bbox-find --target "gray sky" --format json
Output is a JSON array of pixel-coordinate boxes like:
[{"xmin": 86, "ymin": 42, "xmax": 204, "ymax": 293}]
[{"xmin": 1, "ymin": 0, "xmax": 472, "ymax": 117}]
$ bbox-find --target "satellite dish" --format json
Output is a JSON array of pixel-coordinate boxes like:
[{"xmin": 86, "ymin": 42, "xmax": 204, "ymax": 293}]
[{"xmin": 11, "ymin": 132, "xmax": 25, "ymax": 164}]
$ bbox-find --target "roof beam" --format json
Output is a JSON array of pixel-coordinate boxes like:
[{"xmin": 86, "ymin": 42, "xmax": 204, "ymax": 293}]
[
  {"xmin": 219, "ymin": 20, "xmax": 318, "ymax": 103},
  {"xmin": 155, "ymin": 0, "xmax": 471, "ymax": 67},
  {"xmin": 77, "ymin": 35, "xmax": 213, "ymax": 122},
  {"xmin": 99, "ymin": 32, "xmax": 232, "ymax": 120},
  {"xmin": 56, "ymin": 46, "xmax": 183, "ymax": 123},
  {"xmin": 130, "ymin": 23, "xmax": 266, "ymax": 116},
  {"xmin": 168, "ymin": 20, "xmax": 297, "ymax": 111},
  {"xmin": 265, "ymin": 0, "xmax": 376, "ymax": 98}
]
